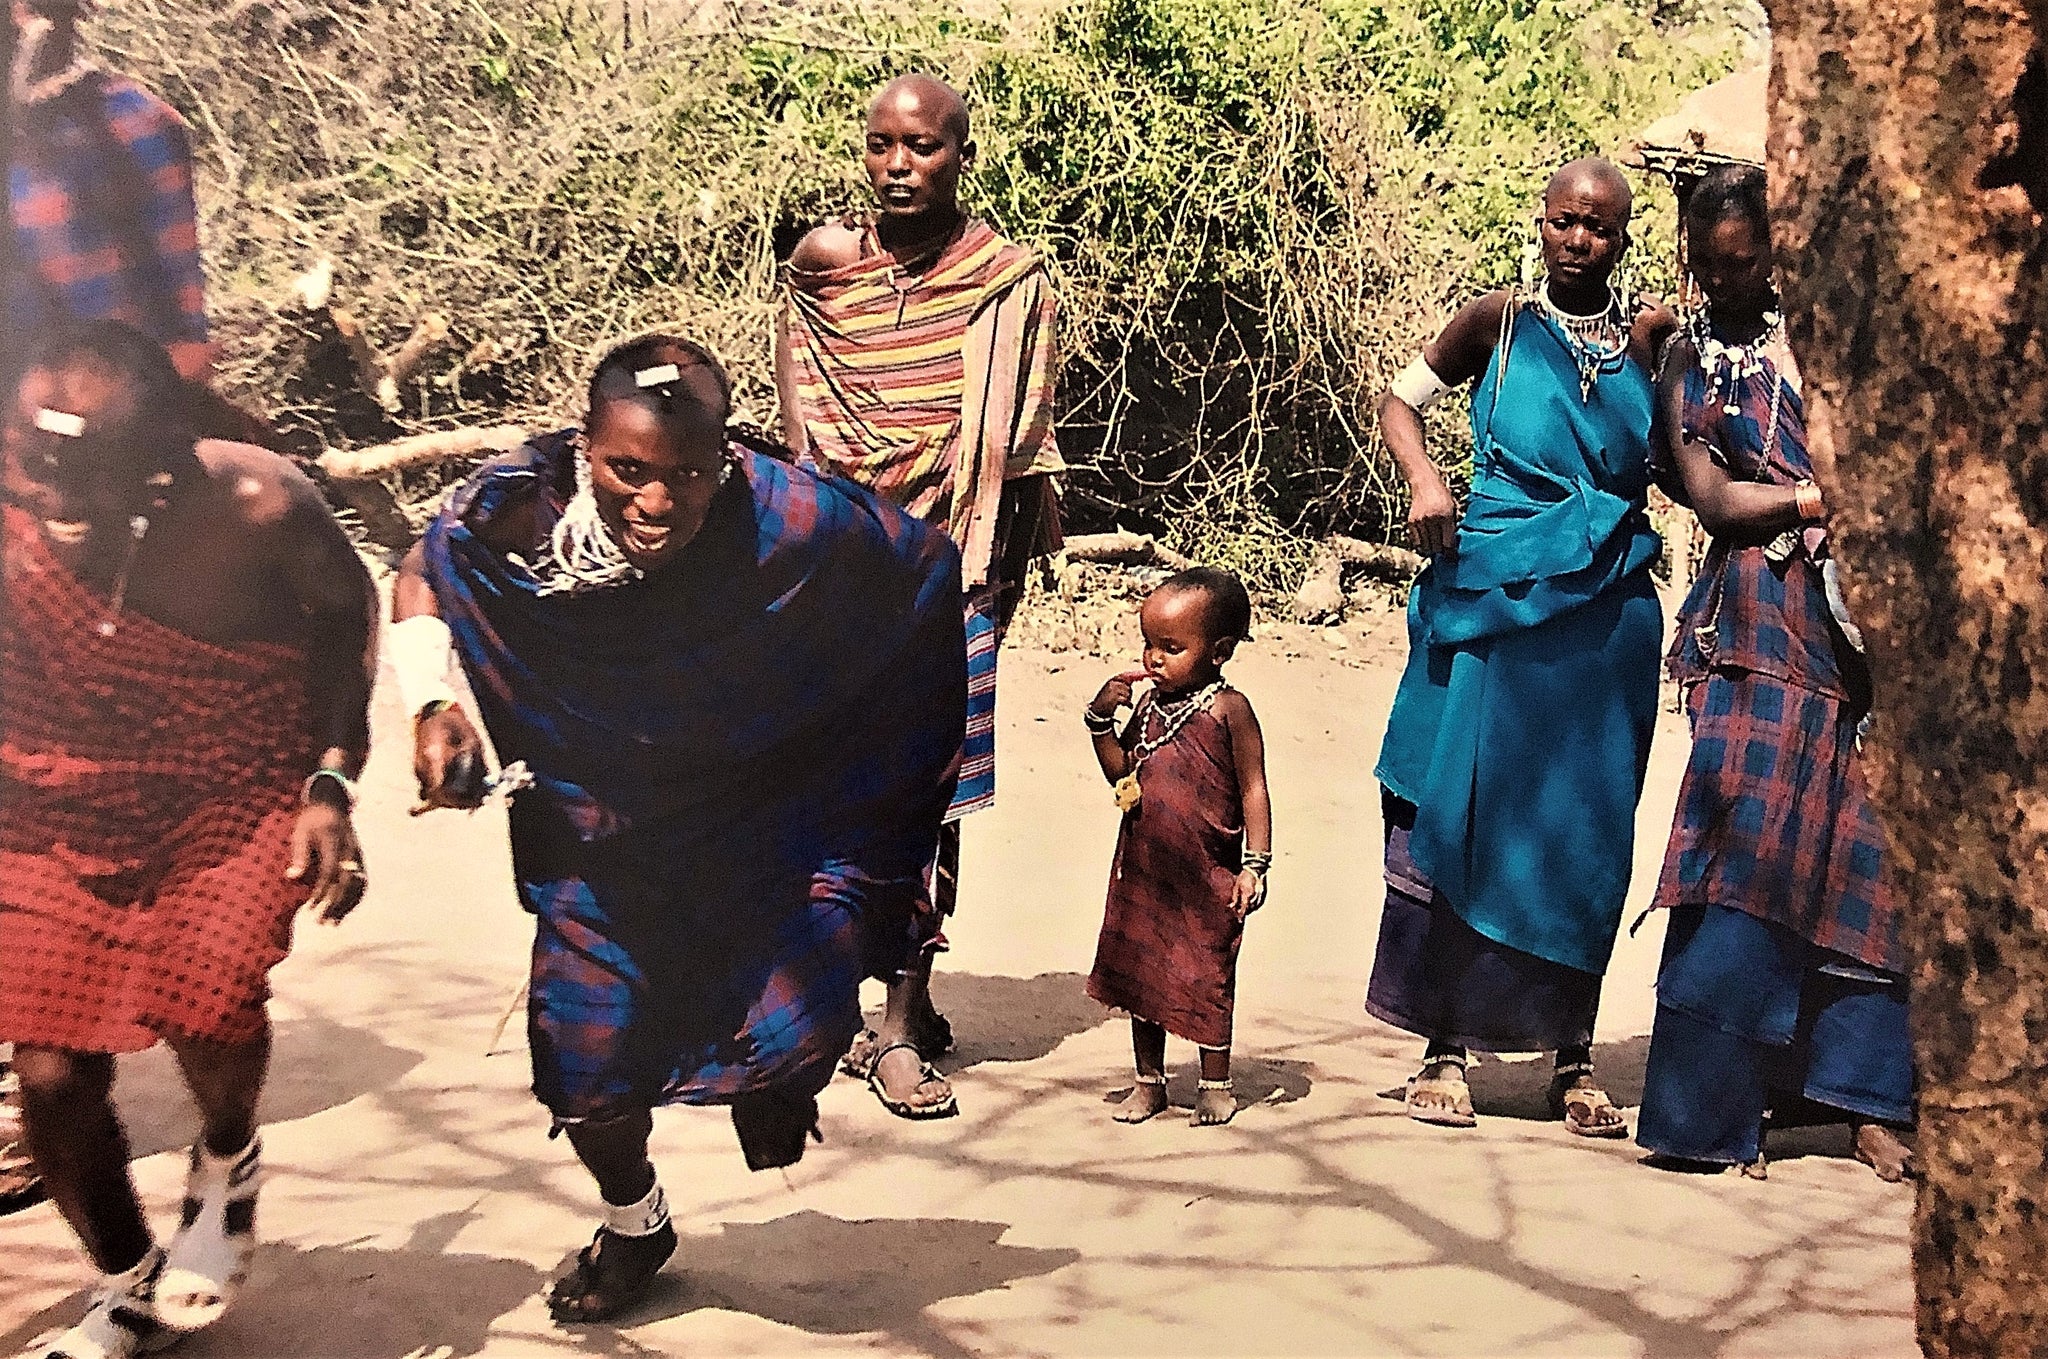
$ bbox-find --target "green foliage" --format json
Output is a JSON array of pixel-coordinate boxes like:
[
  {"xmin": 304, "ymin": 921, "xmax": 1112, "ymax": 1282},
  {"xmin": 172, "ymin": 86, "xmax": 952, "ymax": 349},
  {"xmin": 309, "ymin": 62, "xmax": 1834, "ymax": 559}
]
[{"xmin": 100, "ymin": 0, "xmax": 1740, "ymax": 589}]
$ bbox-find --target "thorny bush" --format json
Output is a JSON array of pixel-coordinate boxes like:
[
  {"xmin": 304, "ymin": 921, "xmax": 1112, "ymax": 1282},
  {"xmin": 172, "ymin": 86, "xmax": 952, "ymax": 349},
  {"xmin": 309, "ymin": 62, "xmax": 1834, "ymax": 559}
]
[{"xmin": 98, "ymin": 0, "xmax": 1741, "ymax": 585}]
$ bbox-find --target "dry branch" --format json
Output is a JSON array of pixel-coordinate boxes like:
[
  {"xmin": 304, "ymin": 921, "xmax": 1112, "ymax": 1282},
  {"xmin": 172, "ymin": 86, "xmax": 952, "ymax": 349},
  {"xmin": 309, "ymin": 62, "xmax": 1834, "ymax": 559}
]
[
  {"xmin": 388, "ymin": 314, "xmax": 452, "ymax": 387},
  {"xmin": 328, "ymin": 306, "xmax": 397, "ymax": 413},
  {"xmin": 316, "ymin": 424, "xmax": 528, "ymax": 480}
]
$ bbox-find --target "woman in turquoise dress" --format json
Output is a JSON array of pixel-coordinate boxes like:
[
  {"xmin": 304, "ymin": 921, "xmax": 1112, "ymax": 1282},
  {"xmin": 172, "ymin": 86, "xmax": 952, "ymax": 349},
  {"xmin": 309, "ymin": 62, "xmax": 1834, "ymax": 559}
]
[{"xmin": 1366, "ymin": 158, "xmax": 1675, "ymax": 1136}]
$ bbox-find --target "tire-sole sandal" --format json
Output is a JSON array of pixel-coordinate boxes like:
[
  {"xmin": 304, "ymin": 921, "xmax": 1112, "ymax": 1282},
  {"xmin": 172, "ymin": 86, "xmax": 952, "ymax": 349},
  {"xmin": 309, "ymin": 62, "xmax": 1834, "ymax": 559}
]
[
  {"xmin": 1405, "ymin": 1059, "xmax": 1477, "ymax": 1128},
  {"xmin": 1549, "ymin": 1079, "xmax": 1630, "ymax": 1139},
  {"xmin": 865, "ymin": 1042, "xmax": 958, "ymax": 1120},
  {"xmin": 155, "ymin": 1138, "xmax": 262, "ymax": 1333},
  {"xmin": 840, "ymin": 1028, "xmax": 881, "ymax": 1079},
  {"xmin": 547, "ymin": 1221, "xmax": 678, "ymax": 1325}
]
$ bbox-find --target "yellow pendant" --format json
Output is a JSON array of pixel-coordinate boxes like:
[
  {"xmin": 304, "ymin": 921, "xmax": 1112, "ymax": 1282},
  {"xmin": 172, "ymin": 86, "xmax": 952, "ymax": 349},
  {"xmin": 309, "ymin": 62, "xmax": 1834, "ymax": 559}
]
[{"xmin": 1113, "ymin": 774, "xmax": 1143, "ymax": 813}]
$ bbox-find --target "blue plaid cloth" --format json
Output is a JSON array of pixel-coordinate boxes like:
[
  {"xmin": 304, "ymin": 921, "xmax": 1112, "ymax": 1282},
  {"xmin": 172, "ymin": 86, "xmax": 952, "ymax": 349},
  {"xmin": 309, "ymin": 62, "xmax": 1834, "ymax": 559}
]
[
  {"xmin": 423, "ymin": 432, "xmax": 966, "ymax": 1116},
  {"xmin": 10, "ymin": 74, "xmax": 209, "ymax": 355},
  {"xmin": 1652, "ymin": 338, "xmax": 1899, "ymax": 973}
]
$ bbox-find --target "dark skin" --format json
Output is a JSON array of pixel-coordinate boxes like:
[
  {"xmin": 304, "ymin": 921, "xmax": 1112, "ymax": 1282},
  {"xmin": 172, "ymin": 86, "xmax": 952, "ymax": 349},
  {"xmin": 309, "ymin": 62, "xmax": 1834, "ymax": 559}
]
[
  {"xmin": 776, "ymin": 74, "xmax": 978, "ymax": 453},
  {"xmin": 1658, "ymin": 213, "xmax": 1818, "ymax": 540},
  {"xmin": 397, "ymin": 363, "xmax": 734, "ymax": 1321},
  {"xmin": 775, "ymin": 73, "xmax": 1046, "ymax": 1112},
  {"xmin": 1661, "ymin": 214, "xmax": 1915, "ymax": 1182},
  {"xmin": 1087, "ymin": 586, "xmax": 1272, "ymax": 1127},
  {"xmin": 1382, "ymin": 159, "xmax": 1675, "ymax": 558},
  {"xmin": 1, "ymin": 359, "xmax": 375, "ymax": 1274},
  {"xmin": 1375, "ymin": 159, "xmax": 1665, "ymax": 1131}
]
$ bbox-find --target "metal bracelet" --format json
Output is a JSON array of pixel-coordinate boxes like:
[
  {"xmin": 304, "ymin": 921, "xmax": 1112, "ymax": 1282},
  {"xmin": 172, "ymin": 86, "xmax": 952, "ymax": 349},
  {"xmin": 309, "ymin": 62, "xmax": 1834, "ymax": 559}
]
[{"xmin": 303, "ymin": 767, "xmax": 356, "ymax": 811}]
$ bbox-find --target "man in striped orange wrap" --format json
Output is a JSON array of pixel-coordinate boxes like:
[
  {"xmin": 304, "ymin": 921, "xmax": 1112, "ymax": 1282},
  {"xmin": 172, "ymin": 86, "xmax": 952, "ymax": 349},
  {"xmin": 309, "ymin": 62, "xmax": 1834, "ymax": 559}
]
[{"xmin": 778, "ymin": 73, "xmax": 1063, "ymax": 1119}]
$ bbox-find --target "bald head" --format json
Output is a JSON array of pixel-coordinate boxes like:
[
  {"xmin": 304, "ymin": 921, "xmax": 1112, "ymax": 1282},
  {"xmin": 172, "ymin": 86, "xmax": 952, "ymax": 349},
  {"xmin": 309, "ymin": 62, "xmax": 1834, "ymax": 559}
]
[
  {"xmin": 869, "ymin": 74, "xmax": 971, "ymax": 147},
  {"xmin": 1544, "ymin": 157, "xmax": 1633, "ymax": 223}
]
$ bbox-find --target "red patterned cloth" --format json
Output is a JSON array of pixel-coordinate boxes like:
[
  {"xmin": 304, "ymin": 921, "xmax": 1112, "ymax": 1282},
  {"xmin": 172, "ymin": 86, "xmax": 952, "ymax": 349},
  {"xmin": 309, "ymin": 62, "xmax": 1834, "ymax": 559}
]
[
  {"xmin": 0, "ymin": 508, "xmax": 317, "ymax": 1052},
  {"xmin": 1087, "ymin": 694, "xmax": 1246, "ymax": 1049}
]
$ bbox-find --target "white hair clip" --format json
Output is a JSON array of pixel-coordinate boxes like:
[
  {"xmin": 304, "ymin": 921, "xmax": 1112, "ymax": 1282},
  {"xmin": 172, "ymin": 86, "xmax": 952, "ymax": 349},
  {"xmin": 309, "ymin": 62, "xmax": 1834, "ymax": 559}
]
[
  {"xmin": 34, "ymin": 408, "xmax": 85, "ymax": 438},
  {"xmin": 634, "ymin": 364, "xmax": 681, "ymax": 388}
]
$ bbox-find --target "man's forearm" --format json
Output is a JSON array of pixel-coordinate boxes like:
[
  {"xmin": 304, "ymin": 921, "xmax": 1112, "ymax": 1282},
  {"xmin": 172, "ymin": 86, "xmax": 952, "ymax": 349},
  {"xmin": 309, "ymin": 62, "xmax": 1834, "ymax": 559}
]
[{"xmin": 308, "ymin": 607, "xmax": 375, "ymax": 778}]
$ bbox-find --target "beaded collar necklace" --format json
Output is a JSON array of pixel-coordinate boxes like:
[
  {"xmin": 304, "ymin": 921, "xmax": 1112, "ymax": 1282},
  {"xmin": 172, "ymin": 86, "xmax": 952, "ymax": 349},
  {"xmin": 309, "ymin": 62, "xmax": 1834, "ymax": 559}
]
[
  {"xmin": 1689, "ymin": 307, "xmax": 1788, "ymax": 473},
  {"xmin": 1536, "ymin": 280, "xmax": 1631, "ymax": 400}
]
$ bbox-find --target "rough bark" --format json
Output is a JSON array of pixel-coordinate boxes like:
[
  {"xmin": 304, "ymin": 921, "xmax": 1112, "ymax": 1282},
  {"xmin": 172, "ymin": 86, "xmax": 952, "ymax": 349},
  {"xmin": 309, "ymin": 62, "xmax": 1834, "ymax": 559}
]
[{"xmin": 1762, "ymin": 2, "xmax": 2048, "ymax": 1352}]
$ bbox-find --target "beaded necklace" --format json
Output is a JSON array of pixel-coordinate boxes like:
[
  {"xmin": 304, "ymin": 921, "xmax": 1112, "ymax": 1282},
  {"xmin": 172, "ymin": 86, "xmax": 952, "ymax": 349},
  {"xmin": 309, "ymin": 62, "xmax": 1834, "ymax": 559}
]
[
  {"xmin": 1112, "ymin": 679, "xmax": 1225, "ymax": 813},
  {"xmin": 1537, "ymin": 279, "xmax": 1631, "ymax": 401},
  {"xmin": 1689, "ymin": 307, "xmax": 1788, "ymax": 474}
]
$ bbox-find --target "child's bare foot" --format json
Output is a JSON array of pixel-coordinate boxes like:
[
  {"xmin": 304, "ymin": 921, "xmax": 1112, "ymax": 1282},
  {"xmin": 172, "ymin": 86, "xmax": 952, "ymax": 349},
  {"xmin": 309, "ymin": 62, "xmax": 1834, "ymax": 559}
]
[
  {"xmin": 1853, "ymin": 1123, "xmax": 1918, "ymax": 1182},
  {"xmin": 1192, "ymin": 1080, "xmax": 1236, "ymax": 1126},
  {"xmin": 1113, "ymin": 1076, "xmax": 1168, "ymax": 1123}
]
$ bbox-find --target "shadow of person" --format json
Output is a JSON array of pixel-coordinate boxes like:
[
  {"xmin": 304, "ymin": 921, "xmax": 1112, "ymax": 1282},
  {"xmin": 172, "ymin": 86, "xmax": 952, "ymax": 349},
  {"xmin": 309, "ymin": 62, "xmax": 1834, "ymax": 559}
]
[
  {"xmin": 620, "ymin": 1210, "xmax": 1078, "ymax": 1339},
  {"xmin": 1463, "ymin": 1034, "xmax": 1653, "ymax": 1120},
  {"xmin": 920, "ymin": 971, "xmax": 1110, "ymax": 1073},
  {"xmin": 1384, "ymin": 1034, "xmax": 1651, "ymax": 1122},
  {"xmin": 1, "ymin": 1214, "xmax": 541, "ymax": 1359},
  {"xmin": 111, "ymin": 1015, "xmax": 425, "ymax": 1159}
]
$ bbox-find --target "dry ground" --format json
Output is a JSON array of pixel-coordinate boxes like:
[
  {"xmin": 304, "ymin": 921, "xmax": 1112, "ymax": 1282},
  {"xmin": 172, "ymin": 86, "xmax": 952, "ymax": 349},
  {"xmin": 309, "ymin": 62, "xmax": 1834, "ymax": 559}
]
[{"xmin": 0, "ymin": 598, "xmax": 1916, "ymax": 1358}]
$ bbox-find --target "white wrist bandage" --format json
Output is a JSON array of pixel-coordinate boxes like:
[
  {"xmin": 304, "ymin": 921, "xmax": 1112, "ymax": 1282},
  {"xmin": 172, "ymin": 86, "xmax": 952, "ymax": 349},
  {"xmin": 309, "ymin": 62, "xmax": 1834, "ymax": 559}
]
[
  {"xmin": 1391, "ymin": 355, "xmax": 1453, "ymax": 411},
  {"xmin": 389, "ymin": 614, "xmax": 459, "ymax": 719}
]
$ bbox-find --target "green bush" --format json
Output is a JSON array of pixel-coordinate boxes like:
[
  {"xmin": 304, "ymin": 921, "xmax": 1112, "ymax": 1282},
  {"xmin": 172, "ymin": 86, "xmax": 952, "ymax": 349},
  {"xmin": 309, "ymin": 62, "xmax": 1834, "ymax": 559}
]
[{"xmin": 98, "ymin": 0, "xmax": 1740, "ymax": 585}]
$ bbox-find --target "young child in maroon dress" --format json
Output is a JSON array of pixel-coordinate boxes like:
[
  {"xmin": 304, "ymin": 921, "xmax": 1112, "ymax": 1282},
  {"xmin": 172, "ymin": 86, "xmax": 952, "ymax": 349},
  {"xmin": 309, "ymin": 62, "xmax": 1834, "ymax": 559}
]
[{"xmin": 1084, "ymin": 568, "xmax": 1273, "ymax": 1126}]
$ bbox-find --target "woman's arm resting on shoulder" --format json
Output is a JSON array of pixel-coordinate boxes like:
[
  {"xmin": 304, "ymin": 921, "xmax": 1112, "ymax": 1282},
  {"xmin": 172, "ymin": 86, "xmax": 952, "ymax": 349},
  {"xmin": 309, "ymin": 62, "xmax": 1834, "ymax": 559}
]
[{"xmin": 1657, "ymin": 339, "xmax": 1805, "ymax": 541}]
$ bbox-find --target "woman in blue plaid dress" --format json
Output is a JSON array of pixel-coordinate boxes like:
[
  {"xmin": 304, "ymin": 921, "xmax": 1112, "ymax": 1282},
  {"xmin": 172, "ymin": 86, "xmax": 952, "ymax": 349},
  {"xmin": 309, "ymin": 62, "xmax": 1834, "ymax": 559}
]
[{"xmin": 1637, "ymin": 165, "xmax": 1915, "ymax": 1183}]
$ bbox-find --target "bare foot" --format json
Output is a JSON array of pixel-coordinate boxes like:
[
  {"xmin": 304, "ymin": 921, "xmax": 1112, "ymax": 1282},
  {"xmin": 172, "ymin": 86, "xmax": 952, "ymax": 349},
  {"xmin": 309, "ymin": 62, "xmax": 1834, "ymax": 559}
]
[
  {"xmin": 1853, "ymin": 1123, "xmax": 1918, "ymax": 1182},
  {"xmin": 1112, "ymin": 1079, "xmax": 1168, "ymax": 1123},
  {"xmin": 1192, "ymin": 1083, "xmax": 1236, "ymax": 1126}
]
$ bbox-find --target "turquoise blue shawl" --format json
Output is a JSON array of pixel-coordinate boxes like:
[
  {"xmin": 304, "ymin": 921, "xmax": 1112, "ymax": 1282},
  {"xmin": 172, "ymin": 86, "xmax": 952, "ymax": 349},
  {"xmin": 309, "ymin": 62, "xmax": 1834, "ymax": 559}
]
[{"xmin": 1375, "ymin": 305, "xmax": 1663, "ymax": 975}]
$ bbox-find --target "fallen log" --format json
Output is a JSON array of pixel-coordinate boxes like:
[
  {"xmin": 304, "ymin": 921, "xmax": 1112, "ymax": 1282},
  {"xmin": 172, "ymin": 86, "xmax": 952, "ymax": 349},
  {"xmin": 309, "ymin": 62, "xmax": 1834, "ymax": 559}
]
[
  {"xmin": 1323, "ymin": 534, "xmax": 1426, "ymax": 580},
  {"xmin": 1061, "ymin": 530, "xmax": 1193, "ymax": 570},
  {"xmin": 316, "ymin": 425, "xmax": 528, "ymax": 481},
  {"xmin": 1290, "ymin": 535, "xmax": 1425, "ymax": 623}
]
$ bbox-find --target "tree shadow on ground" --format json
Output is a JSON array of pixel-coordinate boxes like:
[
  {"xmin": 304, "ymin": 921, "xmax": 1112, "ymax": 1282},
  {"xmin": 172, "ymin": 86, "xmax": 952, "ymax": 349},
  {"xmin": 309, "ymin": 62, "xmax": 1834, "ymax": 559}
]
[
  {"xmin": 0, "ymin": 1212, "xmax": 539, "ymax": 1359},
  {"xmin": 918, "ymin": 971, "xmax": 1110, "ymax": 1072},
  {"xmin": 613, "ymin": 1210, "xmax": 1077, "ymax": 1350},
  {"xmin": 112, "ymin": 1015, "xmax": 425, "ymax": 1159}
]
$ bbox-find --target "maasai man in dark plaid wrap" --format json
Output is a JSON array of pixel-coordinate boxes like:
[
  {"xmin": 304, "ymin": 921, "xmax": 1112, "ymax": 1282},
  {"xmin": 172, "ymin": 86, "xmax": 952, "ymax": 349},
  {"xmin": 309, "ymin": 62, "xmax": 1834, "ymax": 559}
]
[
  {"xmin": 1637, "ymin": 165, "xmax": 1913, "ymax": 1182},
  {"xmin": 398, "ymin": 337, "xmax": 966, "ymax": 1321}
]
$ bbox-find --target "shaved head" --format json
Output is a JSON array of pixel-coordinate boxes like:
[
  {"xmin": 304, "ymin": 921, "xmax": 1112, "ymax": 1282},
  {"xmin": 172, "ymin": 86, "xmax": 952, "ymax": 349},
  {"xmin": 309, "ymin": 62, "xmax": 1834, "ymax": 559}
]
[
  {"xmin": 1545, "ymin": 157, "xmax": 1634, "ymax": 223},
  {"xmin": 869, "ymin": 74, "xmax": 971, "ymax": 147}
]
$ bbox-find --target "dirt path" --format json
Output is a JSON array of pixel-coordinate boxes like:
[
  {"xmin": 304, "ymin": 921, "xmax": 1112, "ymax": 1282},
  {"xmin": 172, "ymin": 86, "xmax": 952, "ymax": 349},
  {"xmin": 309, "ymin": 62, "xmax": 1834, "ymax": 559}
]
[{"xmin": 0, "ymin": 613, "xmax": 1915, "ymax": 1358}]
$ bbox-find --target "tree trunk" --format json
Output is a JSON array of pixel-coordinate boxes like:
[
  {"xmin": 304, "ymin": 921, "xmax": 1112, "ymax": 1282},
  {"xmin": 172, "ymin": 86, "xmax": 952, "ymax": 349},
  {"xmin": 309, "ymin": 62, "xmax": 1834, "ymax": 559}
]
[{"xmin": 1762, "ymin": 2, "xmax": 2048, "ymax": 1353}]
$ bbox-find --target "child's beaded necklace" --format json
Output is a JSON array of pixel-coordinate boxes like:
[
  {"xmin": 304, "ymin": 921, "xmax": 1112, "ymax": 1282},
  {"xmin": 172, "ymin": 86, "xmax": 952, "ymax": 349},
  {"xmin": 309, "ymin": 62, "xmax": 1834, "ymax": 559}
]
[{"xmin": 1112, "ymin": 679, "xmax": 1226, "ymax": 813}]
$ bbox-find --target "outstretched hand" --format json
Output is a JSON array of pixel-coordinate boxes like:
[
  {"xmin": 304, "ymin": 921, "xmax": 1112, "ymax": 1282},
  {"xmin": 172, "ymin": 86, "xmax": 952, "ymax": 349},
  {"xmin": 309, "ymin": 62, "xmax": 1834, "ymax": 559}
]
[
  {"xmin": 287, "ymin": 799, "xmax": 366, "ymax": 924},
  {"xmin": 412, "ymin": 705, "xmax": 489, "ymax": 813}
]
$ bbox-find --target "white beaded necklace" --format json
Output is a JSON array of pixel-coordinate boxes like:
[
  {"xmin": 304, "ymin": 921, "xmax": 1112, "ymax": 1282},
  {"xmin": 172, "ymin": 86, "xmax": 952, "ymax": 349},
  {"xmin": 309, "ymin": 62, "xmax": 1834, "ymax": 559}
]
[
  {"xmin": 1690, "ymin": 308, "xmax": 1788, "ymax": 473},
  {"xmin": 1537, "ymin": 279, "xmax": 1631, "ymax": 400}
]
